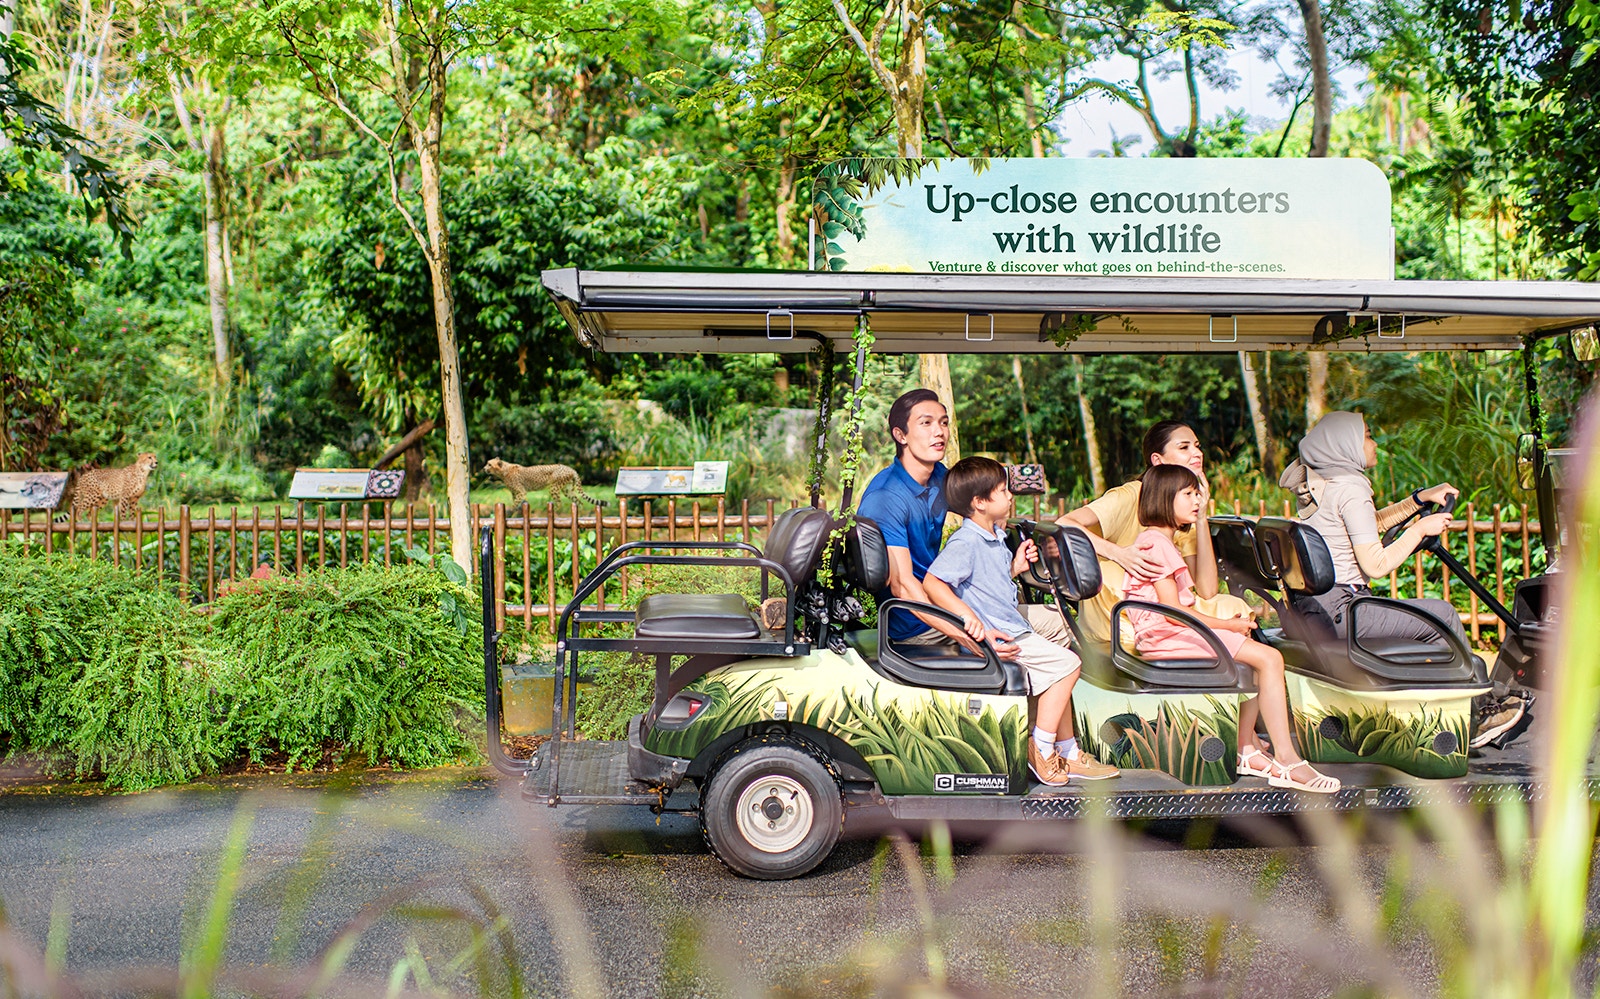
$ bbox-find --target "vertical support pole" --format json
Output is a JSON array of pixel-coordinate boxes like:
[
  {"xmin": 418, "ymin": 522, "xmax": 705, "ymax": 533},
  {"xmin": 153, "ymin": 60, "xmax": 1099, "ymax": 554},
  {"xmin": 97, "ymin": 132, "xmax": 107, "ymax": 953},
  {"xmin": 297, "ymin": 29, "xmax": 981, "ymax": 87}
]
[
  {"xmin": 207, "ymin": 505, "xmax": 218, "ymax": 603},
  {"xmin": 494, "ymin": 503, "xmax": 507, "ymax": 633}
]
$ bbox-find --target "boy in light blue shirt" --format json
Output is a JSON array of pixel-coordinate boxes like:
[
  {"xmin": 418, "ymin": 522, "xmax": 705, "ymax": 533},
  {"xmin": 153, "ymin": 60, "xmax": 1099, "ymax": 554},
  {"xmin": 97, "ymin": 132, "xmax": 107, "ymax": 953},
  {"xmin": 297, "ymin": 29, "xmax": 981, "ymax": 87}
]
[{"xmin": 924, "ymin": 457, "xmax": 1119, "ymax": 784}]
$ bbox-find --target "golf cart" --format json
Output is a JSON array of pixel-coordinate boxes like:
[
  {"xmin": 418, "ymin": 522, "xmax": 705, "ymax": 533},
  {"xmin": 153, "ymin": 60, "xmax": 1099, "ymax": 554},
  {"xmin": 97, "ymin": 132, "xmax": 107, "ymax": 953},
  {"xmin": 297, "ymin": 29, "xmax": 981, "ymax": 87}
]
[{"xmin": 483, "ymin": 269, "xmax": 1600, "ymax": 879}]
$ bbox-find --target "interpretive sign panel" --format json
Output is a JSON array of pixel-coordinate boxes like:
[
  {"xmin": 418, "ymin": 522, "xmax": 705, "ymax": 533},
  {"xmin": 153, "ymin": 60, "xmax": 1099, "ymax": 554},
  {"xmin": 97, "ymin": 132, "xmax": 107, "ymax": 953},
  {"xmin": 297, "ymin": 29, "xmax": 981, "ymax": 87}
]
[
  {"xmin": 615, "ymin": 461, "xmax": 730, "ymax": 496},
  {"xmin": 288, "ymin": 468, "xmax": 405, "ymax": 500},
  {"xmin": 811, "ymin": 157, "xmax": 1393, "ymax": 279},
  {"xmin": 0, "ymin": 472, "xmax": 69, "ymax": 509}
]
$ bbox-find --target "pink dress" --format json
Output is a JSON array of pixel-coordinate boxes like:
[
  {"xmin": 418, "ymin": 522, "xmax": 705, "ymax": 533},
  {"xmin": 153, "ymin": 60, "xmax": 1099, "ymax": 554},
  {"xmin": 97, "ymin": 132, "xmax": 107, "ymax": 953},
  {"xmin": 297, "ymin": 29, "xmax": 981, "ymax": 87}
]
[{"xmin": 1121, "ymin": 529, "xmax": 1247, "ymax": 660}]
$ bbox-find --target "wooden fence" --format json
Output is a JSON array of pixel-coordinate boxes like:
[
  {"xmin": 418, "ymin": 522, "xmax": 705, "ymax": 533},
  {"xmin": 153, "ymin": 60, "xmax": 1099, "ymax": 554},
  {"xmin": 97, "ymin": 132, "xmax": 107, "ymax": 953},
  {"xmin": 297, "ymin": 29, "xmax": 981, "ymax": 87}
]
[{"xmin": 0, "ymin": 496, "xmax": 1546, "ymax": 649}]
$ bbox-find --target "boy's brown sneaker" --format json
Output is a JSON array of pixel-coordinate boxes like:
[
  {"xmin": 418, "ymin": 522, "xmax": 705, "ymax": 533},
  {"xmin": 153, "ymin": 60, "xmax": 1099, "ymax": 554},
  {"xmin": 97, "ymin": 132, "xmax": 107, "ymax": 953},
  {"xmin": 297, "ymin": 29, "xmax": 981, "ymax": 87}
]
[
  {"xmin": 1062, "ymin": 751, "xmax": 1120, "ymax": 780},
  {"xmin": 1027, "ymin": 740, "xmax": 1071, "ymax": 786}
]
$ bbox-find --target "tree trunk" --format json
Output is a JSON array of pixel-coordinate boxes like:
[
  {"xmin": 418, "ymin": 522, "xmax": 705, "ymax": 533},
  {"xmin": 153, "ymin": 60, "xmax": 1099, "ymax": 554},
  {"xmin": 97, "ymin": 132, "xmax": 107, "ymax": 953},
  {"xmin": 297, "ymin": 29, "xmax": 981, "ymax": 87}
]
[
  {"xmin": 1306, "ymin": 353, "xmax": 1328, "ymax": 430},
  {"xmin": 920, "ymin": 353, "xmax": 959, "ymax": 464},
  {"xmin": 0, "ymin": 0, "xmax": 13, "ymax": 151},
  {"xmin": 411, "ymin": 26, "xmax": 472, "ymax": 576},
  {"xmin": 1072, "ymin": 355, "xmax": 1104, "ymax": 494},
  {"xmin": 1012, "ymin": 356, "xmax": 1037, "ymax": 464},
  {"xmin": 775, "ymin": 146, "xmax": 798, "ymax": 266},
  {"xmin": 202, "ymin": 120, "xmax": 231, "ymax": 381},
  {"xmin": 1240, "ymin": 352, "xmax": 1274, "ymax": 478},
  {"xmin": 1298, "ymin": 0, "xmax": 1332, "ymax": 158}
]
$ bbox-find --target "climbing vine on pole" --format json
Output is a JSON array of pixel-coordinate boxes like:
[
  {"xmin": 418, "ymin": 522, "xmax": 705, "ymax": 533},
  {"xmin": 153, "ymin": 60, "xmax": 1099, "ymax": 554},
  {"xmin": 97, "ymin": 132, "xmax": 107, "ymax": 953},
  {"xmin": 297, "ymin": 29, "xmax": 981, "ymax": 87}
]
[
  {"xmin": 807, "ymin": 336, "xmax": 836, "ymax": 507},
  {"xmin": 817, "ymin": 316, "xmax": 875, "ymax": 590}
]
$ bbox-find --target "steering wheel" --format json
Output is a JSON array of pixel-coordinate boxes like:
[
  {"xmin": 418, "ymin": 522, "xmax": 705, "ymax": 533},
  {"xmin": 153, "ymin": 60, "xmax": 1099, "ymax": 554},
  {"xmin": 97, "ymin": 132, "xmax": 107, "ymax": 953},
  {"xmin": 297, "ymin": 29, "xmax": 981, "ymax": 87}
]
[{"xmin": 1381, "ymin": 491, "xmax": 1458, "ymax": 552}]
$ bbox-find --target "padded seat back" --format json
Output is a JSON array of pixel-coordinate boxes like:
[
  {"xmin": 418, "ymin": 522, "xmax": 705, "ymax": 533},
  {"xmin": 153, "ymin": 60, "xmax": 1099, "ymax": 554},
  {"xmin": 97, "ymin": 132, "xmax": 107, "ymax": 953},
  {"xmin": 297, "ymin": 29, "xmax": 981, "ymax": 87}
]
[
  {"xmin": 842, "ymin": 517, "xmax": 889, "ymax": 592},
  {"xmin": 1027, "ymin": 521, "xmax": 1102, "ymax": 601},
  {"xmin": 1209, "ymin": 516, "xmax": 1279, "ymax": 596},
  {"xmin": 763, "ymin": 506, "xmax": 834, "ymax": 586},
  {"xmin": 1253, "ymin": 517, "xmax": 1336, "ymax": 597}
]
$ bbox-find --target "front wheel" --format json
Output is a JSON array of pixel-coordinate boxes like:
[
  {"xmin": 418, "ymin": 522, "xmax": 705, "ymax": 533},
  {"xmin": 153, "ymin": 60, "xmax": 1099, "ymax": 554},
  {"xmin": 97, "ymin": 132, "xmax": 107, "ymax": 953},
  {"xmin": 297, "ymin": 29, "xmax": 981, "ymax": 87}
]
[{"xmin": 700, "ymin": 737, "xmax": 844, "ymax": 879}]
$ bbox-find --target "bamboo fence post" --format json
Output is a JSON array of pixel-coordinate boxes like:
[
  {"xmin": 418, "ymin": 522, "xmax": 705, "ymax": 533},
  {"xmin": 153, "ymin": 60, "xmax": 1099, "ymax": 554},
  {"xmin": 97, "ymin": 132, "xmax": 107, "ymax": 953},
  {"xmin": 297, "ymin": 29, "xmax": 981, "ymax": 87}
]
[
  {"xmin": 619, "ymin": 497, "xmax": 630, "ymax": 603},
  {"xmin": 521, "ymin": 502, "xmax": 533, "ymax": 628},
  {"xmin": 179, "ymin": 506, "xmax": 191, "ymax": 603},
  {"xmin": 361, "ymin": 502, "xmax": 371, "ymax": 563},
  {"xmin": 570, "ymin": 501, "xmax": 580, "ymax": 597},
  {"xmin": 156, "ymin": 508, "xmax": 166, "ymax": 578},
  {"xmin": 546, "ymin": 501, "xmax": 557, "ymax": 631},
  {"xmin": 692, "ymin": 500, "xmax": 701, "ymax": 542},
  {"xmin": 339, "ymin": 502, "xmax": 350, "ymax": 567},
  {"xmin": 668, "ymin": 498, "xmax": 677, "ymax": 542},
  {"xmin": 383, "ymin": 501, "xmax": 393, "ymax": 566},
  {"xmin": 717, "ymin": 496, "xmax": 726, "ymax": 543},
  {"xmin": 428, "ymin": 501, "xmax": 437, "ymax": 554},
  {"xmin": 274, "ymin": 506, "xmax": 283, "ymax": 570},
  {"xmin": 1521, "ymin": 504, "xmax": 1532, "ymax": 575},
  {"xmin": 1493, "ymin": 503, "xmax": 1506, "ymax": 642},
  {"xmin": 1465, "ymin": 502, "xmax": 1478, "ymax": 644},
  {"xmin": 595, "ymin": 502, "xmax": 606, "ymax": 612},
  {"xmin": 89, "ymin": 510, "xmax": 99, "ymax": 563},
  {"xmin": 206, "ymin": 505, "xmax": 218, "ymax": 602},
  {"xmin": 228, "ymin": 506, "xmax": 239, "ymax": 583},
  {"xmin": 740, "ymin": 498, "xmax": 749, "ymax": 546},
  {"xmin": 295, "ymin": 502, "xmax": 305, "ymax": 572},
  {"xmin": 134, "ymin": 508, "xmax": 145, "ymax": 570},
  {"xmin": 317, "ymin": 505, "xmax": 327, "ymax": 568}
]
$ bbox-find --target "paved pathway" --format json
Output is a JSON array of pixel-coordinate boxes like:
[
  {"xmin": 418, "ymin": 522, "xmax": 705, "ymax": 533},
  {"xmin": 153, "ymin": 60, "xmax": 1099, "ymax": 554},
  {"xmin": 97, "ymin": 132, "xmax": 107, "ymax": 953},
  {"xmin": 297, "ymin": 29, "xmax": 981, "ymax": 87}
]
[{"xmin": 0, "ymin": 767, "xmax": 1576, "ymax": 996}]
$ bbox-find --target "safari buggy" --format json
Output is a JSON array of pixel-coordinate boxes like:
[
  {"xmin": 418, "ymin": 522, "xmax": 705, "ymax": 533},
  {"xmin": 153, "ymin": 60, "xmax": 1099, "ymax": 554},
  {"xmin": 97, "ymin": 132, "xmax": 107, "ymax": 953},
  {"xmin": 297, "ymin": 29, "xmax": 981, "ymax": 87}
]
[{"xmin": 481, "ymin": 270, "xmax": 1600, "ymax": 879}]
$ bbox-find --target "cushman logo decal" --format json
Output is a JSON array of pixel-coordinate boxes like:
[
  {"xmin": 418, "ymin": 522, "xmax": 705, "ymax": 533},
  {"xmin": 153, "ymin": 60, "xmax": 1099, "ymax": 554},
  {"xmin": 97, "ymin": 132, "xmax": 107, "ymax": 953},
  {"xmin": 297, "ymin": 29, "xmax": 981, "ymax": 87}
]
[{"xmin": 934, "ymin": 773, "xmax": 1010, "ymax": 793}]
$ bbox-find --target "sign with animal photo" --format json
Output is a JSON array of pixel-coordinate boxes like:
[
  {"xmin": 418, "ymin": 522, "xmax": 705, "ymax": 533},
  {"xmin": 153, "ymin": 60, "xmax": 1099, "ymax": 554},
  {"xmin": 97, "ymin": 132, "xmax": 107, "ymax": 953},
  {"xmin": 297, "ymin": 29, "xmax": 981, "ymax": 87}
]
[
  {"xmin": 289, "ymin": 468, "xmax": 405, "ymax": 500},
  {"xmin": 0, "ymin": 472, "xmax": 70, "ymax": 510}
]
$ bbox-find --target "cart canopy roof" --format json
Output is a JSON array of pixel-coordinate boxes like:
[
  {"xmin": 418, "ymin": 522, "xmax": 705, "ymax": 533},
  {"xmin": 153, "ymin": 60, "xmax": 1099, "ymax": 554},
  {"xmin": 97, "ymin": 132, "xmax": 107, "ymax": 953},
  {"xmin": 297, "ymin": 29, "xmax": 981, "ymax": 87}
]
[{"xmin": 541, "ymin": 268, "xmax": 1600, "ymax": 355}]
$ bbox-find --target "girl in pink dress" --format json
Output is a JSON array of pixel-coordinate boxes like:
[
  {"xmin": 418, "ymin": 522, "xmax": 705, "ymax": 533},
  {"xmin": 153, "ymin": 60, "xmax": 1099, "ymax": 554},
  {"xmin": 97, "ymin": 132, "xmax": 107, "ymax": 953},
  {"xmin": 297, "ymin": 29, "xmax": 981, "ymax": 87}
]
[{"xmin": 1123, "ymin": 465, "xmax": 1339, "ymax": 794}]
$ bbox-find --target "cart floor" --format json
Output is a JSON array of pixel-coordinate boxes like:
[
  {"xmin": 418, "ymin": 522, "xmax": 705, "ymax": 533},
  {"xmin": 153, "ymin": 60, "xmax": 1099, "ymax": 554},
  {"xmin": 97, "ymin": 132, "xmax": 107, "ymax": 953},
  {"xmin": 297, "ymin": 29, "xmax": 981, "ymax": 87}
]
[{"xmin": 520, "ymin": 710, "xmax": 1593, "ymax": 818}]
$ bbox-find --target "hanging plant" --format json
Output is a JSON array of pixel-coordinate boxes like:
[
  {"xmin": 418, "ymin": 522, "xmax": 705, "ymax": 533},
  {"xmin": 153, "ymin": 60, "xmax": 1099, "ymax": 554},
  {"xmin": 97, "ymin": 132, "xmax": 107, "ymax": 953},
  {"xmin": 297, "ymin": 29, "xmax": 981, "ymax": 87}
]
[{"xmin": 816, "ymin": 316, "xmax": 875, "ymax": 591}]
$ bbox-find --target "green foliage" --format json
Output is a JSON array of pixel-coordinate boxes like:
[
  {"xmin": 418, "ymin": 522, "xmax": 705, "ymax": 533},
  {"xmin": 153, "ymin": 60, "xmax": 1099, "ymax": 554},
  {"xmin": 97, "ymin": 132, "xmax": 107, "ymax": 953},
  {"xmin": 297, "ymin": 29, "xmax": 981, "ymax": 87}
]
[
  {"xmin": 0, "ymin": 547, "xmax": 223, "ymax": 790},
  {"xmin": 0, "ymin": 548, "xmax": 487, "ymax": 784},
  {"xmin": 208, "ymin": 563, "xmax": 484, "ymax": 770}
]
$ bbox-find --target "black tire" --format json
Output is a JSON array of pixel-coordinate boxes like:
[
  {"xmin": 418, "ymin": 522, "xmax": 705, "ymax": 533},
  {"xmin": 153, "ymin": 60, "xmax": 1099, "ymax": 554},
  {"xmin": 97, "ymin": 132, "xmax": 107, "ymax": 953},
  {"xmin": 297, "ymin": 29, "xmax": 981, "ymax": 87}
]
[{"xmin": 699, "ymin": 736, "xmax": 844, "ymax": 880}]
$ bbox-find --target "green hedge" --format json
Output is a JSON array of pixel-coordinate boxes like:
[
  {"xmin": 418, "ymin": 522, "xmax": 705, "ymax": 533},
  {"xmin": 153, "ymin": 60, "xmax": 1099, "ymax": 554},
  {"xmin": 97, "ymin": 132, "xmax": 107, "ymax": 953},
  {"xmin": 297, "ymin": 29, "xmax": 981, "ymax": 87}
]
[{"xmin": 0, "ymin": 548, "xmax": 484, "ymax": 790}]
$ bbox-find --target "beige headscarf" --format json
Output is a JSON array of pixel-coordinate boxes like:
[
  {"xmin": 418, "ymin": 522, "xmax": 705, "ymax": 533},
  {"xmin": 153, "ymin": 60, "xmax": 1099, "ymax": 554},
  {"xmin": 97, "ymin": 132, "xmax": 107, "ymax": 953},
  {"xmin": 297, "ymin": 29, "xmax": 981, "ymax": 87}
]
[{"xmin": 1278, "ymin": 411, "xmax": 1374, "ymax": 512}]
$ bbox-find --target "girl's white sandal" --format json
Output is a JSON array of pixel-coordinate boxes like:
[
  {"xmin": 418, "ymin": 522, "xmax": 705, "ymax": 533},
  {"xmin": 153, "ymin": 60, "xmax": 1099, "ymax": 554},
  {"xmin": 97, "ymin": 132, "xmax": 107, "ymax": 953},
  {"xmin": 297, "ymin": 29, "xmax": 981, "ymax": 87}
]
[
  {"xmin": 1237, "ymin": 745, "xmax": 1274, "ymax": 778},
  {"xmin": 1268, "ymin": 759, "xmax": 1341, "ymax": 794}
]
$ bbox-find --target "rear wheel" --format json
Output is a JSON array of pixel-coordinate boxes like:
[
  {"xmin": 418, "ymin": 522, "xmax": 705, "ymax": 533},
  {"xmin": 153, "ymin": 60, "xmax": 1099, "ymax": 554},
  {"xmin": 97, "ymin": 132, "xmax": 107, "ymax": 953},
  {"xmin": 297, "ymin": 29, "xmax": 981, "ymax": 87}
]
[{"xmin": 700, "ymin": 736, "xmax": 843, "ymax": 879}]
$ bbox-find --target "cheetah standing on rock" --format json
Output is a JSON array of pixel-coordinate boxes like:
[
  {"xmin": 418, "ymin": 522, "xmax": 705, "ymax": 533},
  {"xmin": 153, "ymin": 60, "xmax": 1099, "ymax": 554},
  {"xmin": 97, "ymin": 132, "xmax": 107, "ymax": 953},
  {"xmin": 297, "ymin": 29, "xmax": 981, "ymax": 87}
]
[
  {"xmin": 57, "ymin": 453, "xmax": 159, "ymax": 523},
  {"xmin": 483, "ymin": 458, "xmax": 605, "ymax": 508}
]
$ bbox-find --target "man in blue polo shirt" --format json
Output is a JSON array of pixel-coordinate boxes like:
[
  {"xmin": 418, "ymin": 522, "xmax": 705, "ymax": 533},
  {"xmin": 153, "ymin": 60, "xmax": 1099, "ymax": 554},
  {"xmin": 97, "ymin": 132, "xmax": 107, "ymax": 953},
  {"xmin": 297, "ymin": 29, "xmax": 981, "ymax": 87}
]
[{"xmin": 857, "ymin": 389, "xmax": 977, "ymax": 650}]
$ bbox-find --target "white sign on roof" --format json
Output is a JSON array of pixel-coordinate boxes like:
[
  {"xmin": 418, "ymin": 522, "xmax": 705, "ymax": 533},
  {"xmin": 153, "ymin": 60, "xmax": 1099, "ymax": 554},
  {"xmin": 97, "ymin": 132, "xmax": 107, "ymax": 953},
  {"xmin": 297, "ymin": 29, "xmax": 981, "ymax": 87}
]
[{"xmin": 812, "ymin": 157, "xmax": 1394, "ymax": 280}]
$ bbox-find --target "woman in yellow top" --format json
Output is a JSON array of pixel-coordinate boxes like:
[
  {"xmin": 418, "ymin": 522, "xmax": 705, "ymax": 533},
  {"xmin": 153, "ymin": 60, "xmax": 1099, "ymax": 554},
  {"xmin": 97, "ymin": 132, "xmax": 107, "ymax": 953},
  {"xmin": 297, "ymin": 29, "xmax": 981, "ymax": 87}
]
[{"xmin": 1057, "ymin": 421, "xmax": 1238, "ymax": 645}]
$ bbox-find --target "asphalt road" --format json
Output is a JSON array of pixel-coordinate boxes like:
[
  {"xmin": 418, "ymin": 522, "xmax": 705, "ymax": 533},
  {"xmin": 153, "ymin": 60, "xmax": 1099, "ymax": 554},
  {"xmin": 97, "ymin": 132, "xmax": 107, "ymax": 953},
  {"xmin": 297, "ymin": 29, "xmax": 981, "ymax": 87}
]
[{"xmin": 0, "ymin": 766, "xmax": 1584, "ymax": 997}]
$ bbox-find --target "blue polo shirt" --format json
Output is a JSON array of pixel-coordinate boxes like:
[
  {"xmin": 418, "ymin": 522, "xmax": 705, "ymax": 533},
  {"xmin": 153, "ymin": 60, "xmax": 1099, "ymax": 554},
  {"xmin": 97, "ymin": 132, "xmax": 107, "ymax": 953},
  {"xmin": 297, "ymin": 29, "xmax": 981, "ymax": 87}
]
[
  {"xmin": 927, "ymin": 519, "xmax": 1032, "ymax": 638},
  {"xmin": 858, "ymin": 460, "xmax": 948, "ymax": 641}
]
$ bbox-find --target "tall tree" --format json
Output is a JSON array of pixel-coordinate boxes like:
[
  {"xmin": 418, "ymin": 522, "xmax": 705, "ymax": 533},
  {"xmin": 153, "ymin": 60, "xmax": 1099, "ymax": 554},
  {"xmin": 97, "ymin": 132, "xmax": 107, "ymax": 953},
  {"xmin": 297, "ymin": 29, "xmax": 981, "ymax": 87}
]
[
  {"xmin": 246, "ymin": 0, "xmax": 668, "ymax": 572},
  {"xmin": 1298, "ymin": 0, "xmax": 1332, "ymax": 427}
]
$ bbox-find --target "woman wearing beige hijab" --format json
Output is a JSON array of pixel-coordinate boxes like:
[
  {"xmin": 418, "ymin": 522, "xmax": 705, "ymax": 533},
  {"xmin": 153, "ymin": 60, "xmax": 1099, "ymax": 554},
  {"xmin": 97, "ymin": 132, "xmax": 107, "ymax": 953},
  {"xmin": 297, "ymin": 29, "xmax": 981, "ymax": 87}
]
[{"xmin": 1279, "ymin": 411, "xmax": 1467, "ymax": 646}]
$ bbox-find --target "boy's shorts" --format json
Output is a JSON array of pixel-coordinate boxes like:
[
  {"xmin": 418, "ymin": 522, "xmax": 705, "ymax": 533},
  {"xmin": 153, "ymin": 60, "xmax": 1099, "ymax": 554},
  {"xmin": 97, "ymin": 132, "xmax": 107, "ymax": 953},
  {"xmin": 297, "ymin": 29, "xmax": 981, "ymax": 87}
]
[{"xmin": 1011, "ymin": 604, "xmax": 1081, "ymax": 696}]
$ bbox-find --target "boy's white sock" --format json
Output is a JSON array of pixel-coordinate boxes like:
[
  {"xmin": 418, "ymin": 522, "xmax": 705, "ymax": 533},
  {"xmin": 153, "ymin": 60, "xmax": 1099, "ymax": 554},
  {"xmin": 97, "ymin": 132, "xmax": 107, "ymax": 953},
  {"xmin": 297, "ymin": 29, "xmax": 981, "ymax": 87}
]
[
  {"xmin": 1055, "ymin": 737, "xmax": 1080, "ymax": 760},
  {"xmin": 1032, "ymin": 727, "xmax": 1057, "ymax": 756}
]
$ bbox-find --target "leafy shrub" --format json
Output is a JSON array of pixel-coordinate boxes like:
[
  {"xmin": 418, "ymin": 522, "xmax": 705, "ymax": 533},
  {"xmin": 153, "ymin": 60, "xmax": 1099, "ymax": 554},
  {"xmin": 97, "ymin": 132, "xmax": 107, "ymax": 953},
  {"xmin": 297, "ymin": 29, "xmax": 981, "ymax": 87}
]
[
  {"xmin": 0, "ymin": 547, "xmax": 224, "ymax": 790},
  {"xmin": 207, "ymin": 562, "xmax": 485, "ymax": 771}
]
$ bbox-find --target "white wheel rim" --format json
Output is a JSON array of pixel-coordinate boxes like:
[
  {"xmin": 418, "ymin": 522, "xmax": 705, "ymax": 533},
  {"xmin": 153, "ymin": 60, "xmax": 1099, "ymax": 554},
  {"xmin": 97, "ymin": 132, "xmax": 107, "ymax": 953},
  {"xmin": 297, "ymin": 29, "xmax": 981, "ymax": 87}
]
[{"xmin": 733, "ymin": 774, "xmax": 814, "ymax": 854}]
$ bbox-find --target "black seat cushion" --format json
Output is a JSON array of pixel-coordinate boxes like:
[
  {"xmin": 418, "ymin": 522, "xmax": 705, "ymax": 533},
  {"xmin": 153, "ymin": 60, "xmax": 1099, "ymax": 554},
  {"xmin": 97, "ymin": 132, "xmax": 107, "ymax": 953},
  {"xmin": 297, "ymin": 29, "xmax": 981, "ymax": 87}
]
[
  {"xmin": 635, "ymin": 593, "xmax": 760, "ymax": 640},
  {"xmin": 845, "ymin": 629, "xmax": 1022, "ymax": 694}
]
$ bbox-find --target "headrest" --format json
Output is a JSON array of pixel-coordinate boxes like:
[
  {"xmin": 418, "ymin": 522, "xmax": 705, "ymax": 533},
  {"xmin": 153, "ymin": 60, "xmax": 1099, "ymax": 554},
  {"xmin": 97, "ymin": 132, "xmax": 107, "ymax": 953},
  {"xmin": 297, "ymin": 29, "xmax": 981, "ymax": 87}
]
[
  {"xmin": 763, "ymin": 506, "xmax": 834, "ymax": 585},
  {"xmin": 1252, "ymin": 517, "xmax": 1336, "ymax": 596},
  {"xmin": 1026, "ymin": 521, "xmax": 1101, "ymax": 601},
  {"xmin": 842, "ymin": 517, "xmax": 889, "ymax": 592}
]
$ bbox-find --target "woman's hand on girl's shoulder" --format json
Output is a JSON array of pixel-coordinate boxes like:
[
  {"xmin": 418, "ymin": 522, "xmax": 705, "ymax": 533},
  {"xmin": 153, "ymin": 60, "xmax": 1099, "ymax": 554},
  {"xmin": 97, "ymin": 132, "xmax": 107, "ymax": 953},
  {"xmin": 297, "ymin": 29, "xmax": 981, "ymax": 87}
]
[{"xmin": 1114, "ymin": 540, "xmax": 1164, "ymax": 580}]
